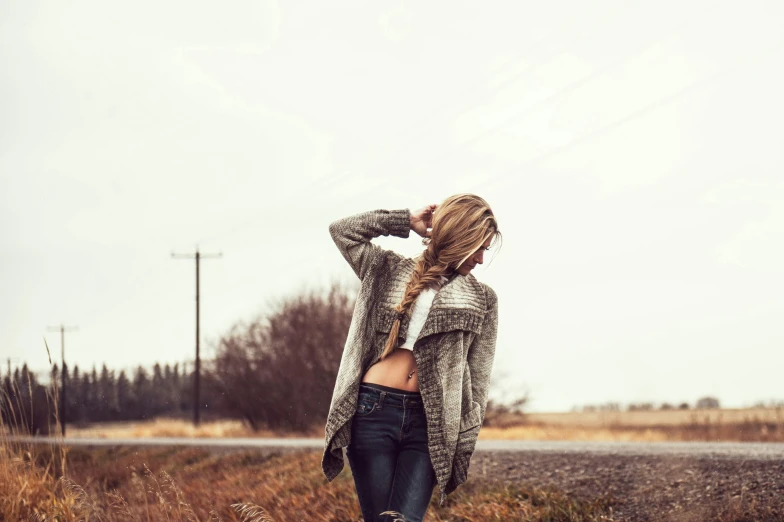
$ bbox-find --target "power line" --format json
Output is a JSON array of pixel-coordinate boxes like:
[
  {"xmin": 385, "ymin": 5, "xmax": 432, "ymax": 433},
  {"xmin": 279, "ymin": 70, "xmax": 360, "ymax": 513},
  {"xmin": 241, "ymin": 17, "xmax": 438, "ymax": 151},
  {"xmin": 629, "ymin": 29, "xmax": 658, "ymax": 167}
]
[
  {"xmin": 469, "ymin": 37, "xmax": 784, "ymax": 194},
  {"xmin": 422, "ymin": 4, "xmax": 721, "ymax": 170}
]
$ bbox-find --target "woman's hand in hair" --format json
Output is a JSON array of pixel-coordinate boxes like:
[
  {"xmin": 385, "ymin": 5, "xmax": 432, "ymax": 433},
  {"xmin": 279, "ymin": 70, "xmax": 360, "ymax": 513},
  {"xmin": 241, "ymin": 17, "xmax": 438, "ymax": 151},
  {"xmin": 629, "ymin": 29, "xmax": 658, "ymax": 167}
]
[{"xmin": 410, "ymin": 204, "xmax": 438, "ymax": 238}]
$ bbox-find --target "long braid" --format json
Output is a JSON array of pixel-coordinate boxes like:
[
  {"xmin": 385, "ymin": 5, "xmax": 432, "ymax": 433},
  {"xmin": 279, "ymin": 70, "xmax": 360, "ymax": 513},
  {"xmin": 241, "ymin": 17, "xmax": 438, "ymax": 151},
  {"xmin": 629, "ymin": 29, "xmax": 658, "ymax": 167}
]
[
  {"xmin": 379, "ymin": 193, "xmax": 501, "ymax": 361},
  {"xmin": 380, "ymin": 245, "xmax": 451, "ymax": 360}
]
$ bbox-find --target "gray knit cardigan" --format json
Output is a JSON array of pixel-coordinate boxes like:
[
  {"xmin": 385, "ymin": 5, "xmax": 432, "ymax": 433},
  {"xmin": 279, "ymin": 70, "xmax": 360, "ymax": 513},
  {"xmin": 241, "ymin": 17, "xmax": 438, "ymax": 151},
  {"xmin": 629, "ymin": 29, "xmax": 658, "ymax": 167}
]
[{"xmin": 321, "ymin": 208, "xmax": 499, "ymax": 507}]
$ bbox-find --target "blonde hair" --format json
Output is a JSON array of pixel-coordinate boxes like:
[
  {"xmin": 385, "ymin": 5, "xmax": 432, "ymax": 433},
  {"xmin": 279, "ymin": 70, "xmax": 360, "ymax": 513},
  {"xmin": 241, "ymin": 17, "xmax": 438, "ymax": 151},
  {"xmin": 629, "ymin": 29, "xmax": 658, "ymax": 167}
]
[{"xmin": 380, "ymin": 193, "xmax": 500, "ymax": 360}]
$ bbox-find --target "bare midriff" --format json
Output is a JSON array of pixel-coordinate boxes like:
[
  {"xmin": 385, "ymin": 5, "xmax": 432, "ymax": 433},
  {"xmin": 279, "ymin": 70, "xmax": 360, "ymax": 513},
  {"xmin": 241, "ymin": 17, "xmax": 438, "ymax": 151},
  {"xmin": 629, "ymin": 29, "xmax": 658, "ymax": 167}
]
[{"xmin": 360, "ymin": 348, "xmax": 420, "ymax": 392}]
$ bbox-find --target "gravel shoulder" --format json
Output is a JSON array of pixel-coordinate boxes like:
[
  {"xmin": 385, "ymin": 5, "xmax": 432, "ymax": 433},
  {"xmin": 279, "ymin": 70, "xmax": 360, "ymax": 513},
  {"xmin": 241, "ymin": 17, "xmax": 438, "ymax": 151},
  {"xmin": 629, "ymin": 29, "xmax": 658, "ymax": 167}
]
[{"xmin": 467, "ymin": 450, "xmax": 784, "ymax": 521}]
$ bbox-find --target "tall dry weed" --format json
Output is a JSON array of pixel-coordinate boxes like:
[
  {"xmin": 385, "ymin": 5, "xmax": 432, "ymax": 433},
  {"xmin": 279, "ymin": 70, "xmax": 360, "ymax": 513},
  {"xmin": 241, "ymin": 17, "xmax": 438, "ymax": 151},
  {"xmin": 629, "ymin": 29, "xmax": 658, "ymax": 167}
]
[
  {"xmin": 0, "ymin": 339, "xmax": 221, "ymax": 521},
  {"xmin": 231, "ymin": 502, "xmax": 275, "ymax": 522}
]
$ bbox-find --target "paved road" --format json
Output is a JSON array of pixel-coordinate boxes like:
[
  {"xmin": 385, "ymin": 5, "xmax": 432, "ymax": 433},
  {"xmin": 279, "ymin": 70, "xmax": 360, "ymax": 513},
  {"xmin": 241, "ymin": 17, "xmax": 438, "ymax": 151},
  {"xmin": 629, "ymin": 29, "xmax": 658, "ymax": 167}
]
[{"xmin": 7, "ymin": 436, "xmax": 784, "ymax": 460}]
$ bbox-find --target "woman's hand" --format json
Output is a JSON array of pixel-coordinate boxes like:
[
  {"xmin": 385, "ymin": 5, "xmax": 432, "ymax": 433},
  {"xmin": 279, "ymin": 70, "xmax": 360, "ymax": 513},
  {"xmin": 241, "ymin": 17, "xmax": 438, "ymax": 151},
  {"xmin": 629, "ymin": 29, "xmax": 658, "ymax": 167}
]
[{"xmin": 410, "ymin": 204, "xmax": 438, "ymax": 238}]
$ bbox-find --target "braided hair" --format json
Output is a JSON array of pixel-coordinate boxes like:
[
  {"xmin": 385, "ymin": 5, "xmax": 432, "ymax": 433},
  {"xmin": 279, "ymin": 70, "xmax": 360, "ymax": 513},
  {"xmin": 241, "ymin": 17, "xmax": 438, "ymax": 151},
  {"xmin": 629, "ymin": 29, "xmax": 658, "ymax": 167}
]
[{"xmin": 380, "ymin": 193, "xmax": 500, "ymax": 359}]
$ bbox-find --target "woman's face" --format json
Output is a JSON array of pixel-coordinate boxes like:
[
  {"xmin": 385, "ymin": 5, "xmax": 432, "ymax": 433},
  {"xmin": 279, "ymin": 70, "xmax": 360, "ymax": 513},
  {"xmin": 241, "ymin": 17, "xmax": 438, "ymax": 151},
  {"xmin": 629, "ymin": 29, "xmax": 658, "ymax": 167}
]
[{"xmin": 455, "ymin": 235, "xmax": 493, "ymax": 276}]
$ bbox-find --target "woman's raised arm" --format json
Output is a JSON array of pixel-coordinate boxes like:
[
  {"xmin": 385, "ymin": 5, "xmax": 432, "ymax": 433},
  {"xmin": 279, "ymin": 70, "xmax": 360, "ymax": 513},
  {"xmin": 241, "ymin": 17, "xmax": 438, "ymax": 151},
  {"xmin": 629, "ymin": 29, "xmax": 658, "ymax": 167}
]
[{"xmin": 328, "ymin": 209, "xmax": 412, "ymax": 280}]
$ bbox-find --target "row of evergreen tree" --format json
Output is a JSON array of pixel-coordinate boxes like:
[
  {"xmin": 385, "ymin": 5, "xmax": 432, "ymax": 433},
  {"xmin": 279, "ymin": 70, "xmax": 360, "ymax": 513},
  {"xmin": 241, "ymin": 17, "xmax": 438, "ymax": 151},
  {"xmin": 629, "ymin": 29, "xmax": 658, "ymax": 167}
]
[{"xmin": 1, "ymin": 361, "xmax": 223, "ymax": 433}]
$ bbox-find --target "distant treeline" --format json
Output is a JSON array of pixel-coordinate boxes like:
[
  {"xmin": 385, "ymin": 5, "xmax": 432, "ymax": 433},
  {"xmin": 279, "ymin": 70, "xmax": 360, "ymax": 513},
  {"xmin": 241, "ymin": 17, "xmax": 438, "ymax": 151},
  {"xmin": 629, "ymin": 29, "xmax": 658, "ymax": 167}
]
[
  {"xmin": 576, "ymin": 397, "xmax": 784, "ymax": 413},
  {"xmin": 1, "ymin": 281, "xmax": 358, "ymax": 435},
  {"xmin": 1, "ymin": 361, "xmax": 225, "ymax": 434}
]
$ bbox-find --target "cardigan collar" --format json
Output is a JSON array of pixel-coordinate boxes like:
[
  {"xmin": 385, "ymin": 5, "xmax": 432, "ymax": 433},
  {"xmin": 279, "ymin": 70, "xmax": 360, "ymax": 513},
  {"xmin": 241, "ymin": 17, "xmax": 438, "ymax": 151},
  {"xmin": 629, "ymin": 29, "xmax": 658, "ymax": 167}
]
[
  {"xmin": 380, "ymin": 257, "xmax": 487, "ymax": 343},
  {"xmin": 391, "ymin": 257, "xmax": 486, "ymax": 311},
  {"xmin": 416, "ymin": 271, "xmax": 487, "ymax": 342},
  {"xmin": 428, "ymin": 269, "xmax": 485, "ymax": 312}
]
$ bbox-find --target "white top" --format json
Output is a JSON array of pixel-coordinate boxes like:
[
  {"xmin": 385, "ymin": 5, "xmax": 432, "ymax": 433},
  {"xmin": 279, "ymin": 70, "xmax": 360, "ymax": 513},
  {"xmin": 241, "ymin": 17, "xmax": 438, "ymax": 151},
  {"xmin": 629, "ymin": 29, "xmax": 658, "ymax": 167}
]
[{"xmin": 399, "ymin": 275, "xmax": 450, "ymax": 350}]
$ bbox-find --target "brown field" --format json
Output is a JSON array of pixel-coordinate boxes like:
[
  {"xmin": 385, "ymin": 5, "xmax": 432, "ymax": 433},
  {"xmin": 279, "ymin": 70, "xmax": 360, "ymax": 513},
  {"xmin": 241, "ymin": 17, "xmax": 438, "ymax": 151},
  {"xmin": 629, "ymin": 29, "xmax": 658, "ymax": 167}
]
[
  {"xmin": 502, "ymin": 407, "xmax": 784, "ymax": 443},
  {"xmin": 5, "ymin": 435, "xmax": 781, "ymax": 521},
  {"xmin": 3, "ymin": 439, "xmax": 617, "ymax": 521},
  {"xmin": 5, "ymin": 438, "xmax": 779, "ymax": 522},
  {"xmin": 66, "ymin": 417, "xmax": 326, "ymax": 439},
  {"xmin": 524, "ymin": 407, "xmax": 784, "ymax": 428},
  {"xmin": 64, "ymin": 406, "xmax": 784, "ymax": 443}
]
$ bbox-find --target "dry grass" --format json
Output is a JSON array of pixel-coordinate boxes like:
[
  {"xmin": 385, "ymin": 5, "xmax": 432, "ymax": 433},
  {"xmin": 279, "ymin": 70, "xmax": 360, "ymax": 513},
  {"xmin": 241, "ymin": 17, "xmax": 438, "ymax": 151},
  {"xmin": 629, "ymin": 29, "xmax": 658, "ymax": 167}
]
[
  {"xmin": 514, "ymin": 407, "xmax": 784, "ymax": 443},
  {"xmin": 67, "ymin": 418, "xmax": 324, "ymax": 440},
  {"xmin": 3, "ymin": 442, "xmax": 619, "ymax": 521},
  {"xmin": 66, "ymin": 406, "xmax": 784, "ymax": 444},
  {"xmin": 524, "ymin": 407, "xmax": 784, "ymax": 428},
  {"xmin": 4, "ymin": 441, "xmax": 780, "ymax": 521},
  {"xmin": 479, "ymin": 424, "xmax": 672, "ymax": 442}
]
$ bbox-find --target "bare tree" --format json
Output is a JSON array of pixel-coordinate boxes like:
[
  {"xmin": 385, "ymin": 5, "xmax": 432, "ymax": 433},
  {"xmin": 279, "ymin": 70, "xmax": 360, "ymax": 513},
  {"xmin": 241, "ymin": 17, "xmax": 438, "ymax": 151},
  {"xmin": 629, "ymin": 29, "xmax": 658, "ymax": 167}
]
[
  {"xmin": 206, "ymin": 280, "xmax": 356, "ymax": 432},
  {"xmin": 696, "ymin": 396, "xmax": 720, "ymax": 409},
  {"xmin": 483, "ymin": 376, "xmax": 530, "ymax": 428}
]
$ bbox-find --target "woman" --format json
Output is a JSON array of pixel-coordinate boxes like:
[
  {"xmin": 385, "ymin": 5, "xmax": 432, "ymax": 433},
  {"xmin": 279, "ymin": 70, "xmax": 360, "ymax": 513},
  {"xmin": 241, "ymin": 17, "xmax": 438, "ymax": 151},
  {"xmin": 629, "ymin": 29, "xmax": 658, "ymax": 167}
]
[{"xmin": 321, "ymin": 194, "xmax": 501, "ymax": 522}]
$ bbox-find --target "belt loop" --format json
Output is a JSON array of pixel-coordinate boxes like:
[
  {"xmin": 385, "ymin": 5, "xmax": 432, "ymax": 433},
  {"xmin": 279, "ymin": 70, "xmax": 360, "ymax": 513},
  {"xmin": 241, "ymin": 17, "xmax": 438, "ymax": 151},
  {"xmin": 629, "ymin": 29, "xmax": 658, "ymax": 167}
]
[{"xmin": 379, "ymin": 391, "xmax": 386, "ymax": 409}]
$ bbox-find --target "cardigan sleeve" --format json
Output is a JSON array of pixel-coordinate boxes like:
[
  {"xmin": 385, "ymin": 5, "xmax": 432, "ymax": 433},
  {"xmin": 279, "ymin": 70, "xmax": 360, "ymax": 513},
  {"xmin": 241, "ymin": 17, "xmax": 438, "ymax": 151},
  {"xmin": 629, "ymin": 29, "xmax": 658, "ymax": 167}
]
[
  {"xmin": 328, "ymin": 208, "xmax": 412, "ymax": 281},
  {"xmin": 467, "ymin": 284, "xmax": 499, "ymax": 427}
]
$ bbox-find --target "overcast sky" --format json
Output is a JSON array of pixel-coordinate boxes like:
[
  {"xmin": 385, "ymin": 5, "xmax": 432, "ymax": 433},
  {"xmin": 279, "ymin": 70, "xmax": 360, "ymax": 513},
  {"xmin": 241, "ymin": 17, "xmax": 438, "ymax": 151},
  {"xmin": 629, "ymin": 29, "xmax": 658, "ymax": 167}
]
[{"xmin": 2, "ymin": 1, "xmax": 783, "ymax": 412}]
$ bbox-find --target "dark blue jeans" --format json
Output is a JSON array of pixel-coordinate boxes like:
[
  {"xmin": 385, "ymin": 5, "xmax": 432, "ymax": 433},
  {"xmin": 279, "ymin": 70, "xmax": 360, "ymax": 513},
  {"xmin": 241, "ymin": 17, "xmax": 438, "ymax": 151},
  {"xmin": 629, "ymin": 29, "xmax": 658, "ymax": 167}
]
[{"xmin": 346, "ymin": 382, "xmax": 437, "ymax": 522}]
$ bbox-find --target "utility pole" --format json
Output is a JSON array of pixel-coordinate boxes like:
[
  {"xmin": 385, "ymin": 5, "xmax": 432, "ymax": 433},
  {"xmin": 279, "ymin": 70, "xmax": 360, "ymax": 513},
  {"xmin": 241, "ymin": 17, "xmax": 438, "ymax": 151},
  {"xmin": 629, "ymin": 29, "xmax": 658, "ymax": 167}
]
[
  {"xmin": 172, "ymin": 247, "xmax": 222, "ymax": 427},
  {"xmin": 45, "ymin": 324, "xmax": 78, "ymax": 436}
]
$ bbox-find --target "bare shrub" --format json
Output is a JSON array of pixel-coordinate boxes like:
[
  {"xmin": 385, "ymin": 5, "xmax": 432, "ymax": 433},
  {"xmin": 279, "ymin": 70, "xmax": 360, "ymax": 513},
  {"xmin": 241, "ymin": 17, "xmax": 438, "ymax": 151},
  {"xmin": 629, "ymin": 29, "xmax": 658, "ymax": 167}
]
[
  {"xmin": 627, "ymin": 402, "xmax": 655, "ymax": 412},
  {"xmin": 484, "ymin": 386, "xmax": 530, "ymax": 428},
  {"xmin": 206, "ymin": 280, "xmax": 356, "ymax": 432},
  {"xmin": 696, "ymin": 396, "xmax": 721, "ymax": 409}
]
